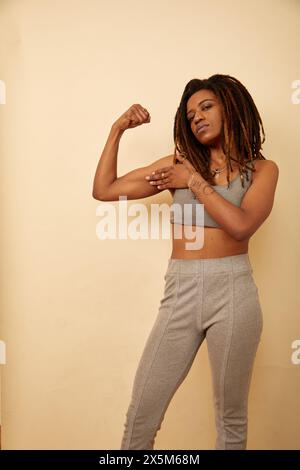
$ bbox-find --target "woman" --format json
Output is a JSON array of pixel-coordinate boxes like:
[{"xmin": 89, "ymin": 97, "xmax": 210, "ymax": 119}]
[{"xmin": 92, "ymin": 74, "xmax": 279, "ymax": 450}]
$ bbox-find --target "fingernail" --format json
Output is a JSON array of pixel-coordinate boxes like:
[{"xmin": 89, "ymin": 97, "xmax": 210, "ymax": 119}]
[{"xmin": 145, "ymin": 176, "xmax": 150, "ymax": 180}]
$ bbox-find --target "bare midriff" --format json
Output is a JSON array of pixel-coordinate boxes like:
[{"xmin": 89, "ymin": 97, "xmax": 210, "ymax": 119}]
[
  {"xmin": 170, "ymin": 224, "xmax": 249, "ymax": 259},
  {"xmin": 167, "ymin": 161, "xmax": 258, "ymax": 260}
]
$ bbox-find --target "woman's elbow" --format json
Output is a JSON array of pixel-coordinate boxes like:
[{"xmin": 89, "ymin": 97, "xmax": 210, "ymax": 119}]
[
  {"xmin": 234, "ymin": 224, "xmax": 255, "ymax": 241},
  {"xmin": 92, "ymin": 189, "xmax": 118, "ymax": 201},
  {"xmin": 234, "ymin": 230, "xmax": 247, "ymax": 242},
  {"xmin": 92, "ymin": 189, "xmax": 105, "ymax": 201},
  {"xmin": 92, "ymin": 189, "xmax": 99, "ymax": 200},
  {"xmin": 232, "ymin": 213, "xmax": 253, "ymax": 241}
]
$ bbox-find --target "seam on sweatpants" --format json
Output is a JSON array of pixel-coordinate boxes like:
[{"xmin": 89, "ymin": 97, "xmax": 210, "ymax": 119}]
[
  {"xmin": 126, "ymin": 272, "xmax": 180, "ymax": 449},
  {"xmin": 196, "ymin": 266, "xmax": 204, "ymax": 332},
  {"xmin": 219, "ymin": 270, "xmax": 235, "ymax": 450}
]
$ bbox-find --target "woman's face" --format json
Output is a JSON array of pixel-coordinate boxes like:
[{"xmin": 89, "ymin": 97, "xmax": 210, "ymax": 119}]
[{"xmin": 186, "ymin": 89, "xmax": 224, "ymax": 147}]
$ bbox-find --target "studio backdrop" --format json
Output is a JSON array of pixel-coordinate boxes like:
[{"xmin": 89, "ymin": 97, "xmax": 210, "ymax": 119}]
[{"xmin": 0, "ymin": 0, "xmax": 299, "ymax": 450}]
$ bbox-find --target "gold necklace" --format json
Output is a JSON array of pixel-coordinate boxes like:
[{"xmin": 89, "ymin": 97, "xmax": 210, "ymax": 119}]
[{"xmin": 210, "ymin": 163, "xmax": 227, "ymax": 178}]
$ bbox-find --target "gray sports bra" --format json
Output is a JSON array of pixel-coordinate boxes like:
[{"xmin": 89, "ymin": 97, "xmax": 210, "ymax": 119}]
[{"xmin": 170, "ymin": 167, "xmax": 253, "ymax": 228}]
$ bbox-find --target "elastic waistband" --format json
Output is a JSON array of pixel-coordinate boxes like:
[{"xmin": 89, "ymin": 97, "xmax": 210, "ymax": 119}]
[{"xmin": 166, "ymin": 253, "xmax": 252, "ymax": 275}]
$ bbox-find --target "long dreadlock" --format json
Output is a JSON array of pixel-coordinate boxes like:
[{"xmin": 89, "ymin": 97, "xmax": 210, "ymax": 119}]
[{"xmin": 173, "ymin": 74, "xmax": 266, "ymax": 189}]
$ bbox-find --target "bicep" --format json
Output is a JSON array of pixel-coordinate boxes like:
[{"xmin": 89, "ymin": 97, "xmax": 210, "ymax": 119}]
[
  {"xmin": 96, "ymin": 154, "xmax": 174, "ymax": 201},
  {"xmin": 240, "ymin": 160, "xmax": 279, "ymax": 239}
]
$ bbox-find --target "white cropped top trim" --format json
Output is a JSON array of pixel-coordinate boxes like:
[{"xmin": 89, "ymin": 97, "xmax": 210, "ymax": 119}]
[{"xmin": 170, "ymin": 167, "xmax": 253, "ymax": 228}]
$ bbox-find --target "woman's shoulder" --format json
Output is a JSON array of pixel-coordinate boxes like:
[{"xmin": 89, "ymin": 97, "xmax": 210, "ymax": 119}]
[
  {"xmin": 251, "ymin": 158, "xmax": 279, "ymax": 182},
  {"xmin": 252, "ymin": 158, "xmax": 279, "ymax": 170}
]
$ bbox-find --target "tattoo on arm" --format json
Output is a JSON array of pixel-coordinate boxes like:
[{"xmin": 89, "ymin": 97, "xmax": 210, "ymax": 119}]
[{"xmin": 189, "ymin": 172, "xmax": 216, "ymax": 196}]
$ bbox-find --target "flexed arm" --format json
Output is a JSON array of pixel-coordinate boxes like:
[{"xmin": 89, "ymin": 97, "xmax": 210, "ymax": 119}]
[{"xmin": 92, "ymin": 104, "xmax": 173, "ymax": 201}]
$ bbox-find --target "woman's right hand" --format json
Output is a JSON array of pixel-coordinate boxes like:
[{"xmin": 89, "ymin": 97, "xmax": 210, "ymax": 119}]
[{"xmin": 113, "ymin": 104, "xmax": 151, "ymax": 131}]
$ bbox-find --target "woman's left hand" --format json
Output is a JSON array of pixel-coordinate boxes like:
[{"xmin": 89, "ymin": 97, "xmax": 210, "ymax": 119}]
[{"xmin": 145, "ymin": 153, "xmax": 197, "ymax": 190}]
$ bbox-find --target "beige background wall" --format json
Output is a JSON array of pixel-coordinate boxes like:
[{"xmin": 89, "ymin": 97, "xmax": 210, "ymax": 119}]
[{"xmin": 0, "ymin": 0, "xmax": 299, "ymax": 450}]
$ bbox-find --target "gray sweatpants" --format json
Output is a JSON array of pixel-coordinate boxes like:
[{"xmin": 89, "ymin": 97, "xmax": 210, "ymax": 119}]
[{"xmin": 120, "ymin": 253, "xmax": 263, "ymax": 450}]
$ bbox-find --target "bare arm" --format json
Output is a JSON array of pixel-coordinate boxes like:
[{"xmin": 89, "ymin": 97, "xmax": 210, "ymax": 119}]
[
  {"xmin": 93, "ymin": 133, "xmax": 174, "ymax": 201},
  {"xmin": 92, "ymin": 124, "xmax": 125, "ymax": 200},
  {"xmin": 92, "ymin": 103, "xmax": 175, "ymax": 201},
  {"xmin": 238, "ymin": 160, "xmax": 279, "ymax": 240},
  {"xmin": 186, "ymin": 159, "xmax": 279, "ymax": 241}
]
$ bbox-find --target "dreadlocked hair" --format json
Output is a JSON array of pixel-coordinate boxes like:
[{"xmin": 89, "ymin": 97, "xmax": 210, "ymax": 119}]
[{"xmin": 173, "ymin": 74, "xmax": 266, "ymax": 189}]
